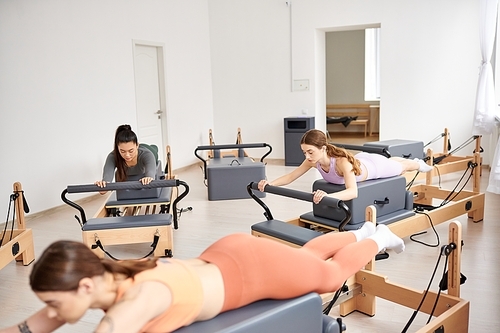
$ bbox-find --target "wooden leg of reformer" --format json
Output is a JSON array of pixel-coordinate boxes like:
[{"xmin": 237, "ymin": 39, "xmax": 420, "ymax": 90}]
[
  {"xmin": 475, "ymin": 135, "xmax": 482, "ymax": 176},
  {"xmin": 447, "ymin": 221, "xmax": 462, "ymax": 298},
  {"xmin": 443, "ymin": 128, "xmax": 449, "ymax": 155},
  {"xmin": 468, "ymin": 152, "xmax": 484, "ymax": 222},
  {"xmin": 424, "ymin": 148, "xmax": 434, "ymax": 188},
  {"xmin": 13, "ymin": 182, "xmax": 35, "ymax": 265},
  {"xmin": 340, "ymin": 206, "xmax": 377, "ymax": 317}
]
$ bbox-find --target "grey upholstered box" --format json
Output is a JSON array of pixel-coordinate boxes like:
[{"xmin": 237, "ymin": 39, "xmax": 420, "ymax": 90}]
[
  {"xmin": 312, "ymin": 176, "xmax": 409, "ymax": 224},
  {"xmin": 207, "ymin": 157, "xmax": 266, "ymax": 201},
  {"xmin": 364, "ymin": 139, "xmax": 424, "ymax": 159}
]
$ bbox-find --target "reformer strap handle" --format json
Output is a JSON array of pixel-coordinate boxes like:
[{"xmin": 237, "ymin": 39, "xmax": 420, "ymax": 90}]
[
  {"xmin": 92, "ymin": 233, "xmax": 162, "ymax": 260},
  {"xmin": 374, "ymin": 197, "xmax": 389, "ymax": 205},
  {"xmin": 247, "ymin": 182, "xmax": 352, "ymax": 231},
  {"xmin": 61, "ymin": 179, "xmax": 190, "ymax": 229}
]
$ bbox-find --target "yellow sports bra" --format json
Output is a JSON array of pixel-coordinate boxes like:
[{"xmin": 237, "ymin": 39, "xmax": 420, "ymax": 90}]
[{"xmin": 115, "ymin": 258, "xmax": 204, "ymax": 332}]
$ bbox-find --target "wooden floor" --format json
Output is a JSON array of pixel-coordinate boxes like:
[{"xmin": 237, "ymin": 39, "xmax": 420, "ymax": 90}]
[{"xmin": 1, "ymin": 134, "xmax": 499, "ymax": 332}]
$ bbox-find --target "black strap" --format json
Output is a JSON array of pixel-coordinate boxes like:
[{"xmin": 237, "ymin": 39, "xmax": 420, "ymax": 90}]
[
  {"xmin": 91, "ymin": 233, "xmax": 160, "ymax": 261},
  {"xmin": 1, "ymin": 191, "xmax": 20, "ymax": 247}
]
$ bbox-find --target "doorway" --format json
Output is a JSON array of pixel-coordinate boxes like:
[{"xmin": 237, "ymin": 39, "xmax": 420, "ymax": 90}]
[
  {"xmin": 132, "ymin": 40, "xmax": 167, "ymax": 164},
  {"xmin": 325, "ymin": 27, "xmax": 380, "ymax": 145}
]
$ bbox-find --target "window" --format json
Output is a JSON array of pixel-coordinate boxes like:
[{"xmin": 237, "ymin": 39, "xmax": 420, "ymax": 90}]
[{"xmin": 365, "ymin": 28, "xmax": 380, "ymax": 101}]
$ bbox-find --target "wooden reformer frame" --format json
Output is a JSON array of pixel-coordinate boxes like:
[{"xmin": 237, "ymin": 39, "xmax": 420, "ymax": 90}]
[
  {"xmin": 404, "ymin": 128, "xmax": 482, "ymax": 183},
  {"xmin": 85, "ymin": 185, "xmax": 178, "ymax": 259},
  {"xmin": 62, "ymin": 146, "xmax": 187, "ymax": 259},
  {"xmin": 338, "ymin": 219, "xmax": 469, "ymax": 333},
  {"xmin": 0, "ymin": 182, "xmax": 35, "ymax": 269},
  {"xmin": 207, "ymin": 127, "xmax": 250, "ymax": 159}
]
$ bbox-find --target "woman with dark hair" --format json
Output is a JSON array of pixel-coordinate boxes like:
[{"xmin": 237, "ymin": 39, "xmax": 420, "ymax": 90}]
[
  {"xmin": 95, "ymin": 125, "xmax": 157, "ymax": 190},
  {"xmin": 259, "ymin": 129, "xmax": 432, "ymax": 202},
  {"xmin": 0, "ymin": 222, "xmax": 405, "ymax": 333}
]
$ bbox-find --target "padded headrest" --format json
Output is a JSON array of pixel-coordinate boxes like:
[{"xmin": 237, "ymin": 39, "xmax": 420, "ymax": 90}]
[{"xmin": 139, "ymin": 143, "xmax": 159, "ymax": 162}]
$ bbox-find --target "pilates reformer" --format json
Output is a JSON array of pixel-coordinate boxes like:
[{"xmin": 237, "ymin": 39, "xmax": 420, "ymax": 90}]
[
  {"xmin": 248, "ymin": 184, "xmax": 470, "ymax": 332},
  {"xmin": 61, "ymin": 179, "xmax": 189, "ymax": 259},
  {"xmin": 248, "ymin": 144, "xmax": 483, "ymax": 239},
  {"xmin": 0, "ymin": 182, "xmax": 35, "ymax": 269},
  {"xmin": 332, "ymin": 128, "xmax": 483, "ymax": 184},
  {"xmin": 195, "ymin": 142, "xmax": 272, "ymax": 201}
]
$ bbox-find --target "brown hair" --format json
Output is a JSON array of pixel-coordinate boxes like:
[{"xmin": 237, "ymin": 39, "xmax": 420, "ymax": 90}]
[
  {"xmin": 300, "ymin": 129, "xmax": 362, "ymax": 175},
  {"xmin": 113, "ymin": 125, "xmax": 138, "ymax": 182},
  {"xmin": 30, "ymin": 241, "xmax": 157, "ymax": 292}
]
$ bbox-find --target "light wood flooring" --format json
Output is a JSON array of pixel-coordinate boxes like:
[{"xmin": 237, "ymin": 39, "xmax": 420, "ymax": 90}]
[{"xmin": 1, "ymin": 134, "xmax": 498, "ymax": 332}]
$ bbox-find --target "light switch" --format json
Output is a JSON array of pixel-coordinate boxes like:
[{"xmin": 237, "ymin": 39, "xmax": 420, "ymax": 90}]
[{"xmin": 293, "ymin": 79, "xmax": 309, "ymax": 91}]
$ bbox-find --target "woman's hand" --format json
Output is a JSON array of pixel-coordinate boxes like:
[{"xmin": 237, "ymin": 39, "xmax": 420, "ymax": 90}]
[
  {"xmin": 94, "ymin": 180, "xmax": 107, "ymax": 195},
  {"xmin": 140, "ymin": 177, "xmax": 154, "ymax": 185},
  {"xmin": 312, "ymin": 189, "xmax": 327, "ymax": 204},
  {"xmin": 257, "ymin": 180, "xmax": 269, "ymax": 192}
]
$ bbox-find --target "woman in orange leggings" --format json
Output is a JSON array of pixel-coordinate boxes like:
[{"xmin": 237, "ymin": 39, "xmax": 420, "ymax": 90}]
[{"xmin": 0, "ymin": 223, "xmax": 404, "ymax": 333}]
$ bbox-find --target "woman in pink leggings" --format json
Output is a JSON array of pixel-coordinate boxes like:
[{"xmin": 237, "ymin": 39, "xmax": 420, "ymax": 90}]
[
  {"xmin": 259, "ymin": 129, "xmax": 433, "ymax": 202},
  {"xmin": 0, "ymin": 223, "xmax": 403, "ymax": 333}
]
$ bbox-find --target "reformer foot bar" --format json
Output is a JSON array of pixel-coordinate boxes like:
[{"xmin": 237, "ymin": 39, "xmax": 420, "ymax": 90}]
[
  {"xmin": 248, "ymin": 183, "xmax": 469, "ymax": 332},
  {"xmin": 248, "ymin": 182, "xmax": 349, "ymax": 246},
  {"xmin": 61, "ymin": 180, "xmax": 189, "ymax": 259},
  {"xmin": 0, "ymin": 182, "xmax": 35, "ymax": 269}
]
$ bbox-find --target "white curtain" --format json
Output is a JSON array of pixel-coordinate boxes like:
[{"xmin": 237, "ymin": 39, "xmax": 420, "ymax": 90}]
[
  {"xmin": 473, "ymin": 0, "xmax": 500, "ymax": 194},
  {"xmin": 472, "ymin": 0, "xmax": 497, "ymax": 135}
]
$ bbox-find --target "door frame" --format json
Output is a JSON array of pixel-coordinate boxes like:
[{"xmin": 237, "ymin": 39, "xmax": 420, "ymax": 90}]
[{"xmin": 132, "ymin": 39, "xmax": 168, "ymax": 161}]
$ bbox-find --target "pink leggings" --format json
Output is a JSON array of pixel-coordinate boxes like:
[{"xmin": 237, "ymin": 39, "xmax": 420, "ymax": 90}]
[{"xmin": 198, "ymin": 232, "xmax": 378, "ymax": 312}]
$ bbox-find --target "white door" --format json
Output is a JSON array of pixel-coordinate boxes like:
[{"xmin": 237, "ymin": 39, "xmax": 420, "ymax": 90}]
[{"xmin": 133, "ymin": 42, "xmax": 167, "ymax": 164}]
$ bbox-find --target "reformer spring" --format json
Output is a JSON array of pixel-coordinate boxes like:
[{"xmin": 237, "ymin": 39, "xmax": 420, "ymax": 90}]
[{"xmin": 401, "ymin": 242, "xmax": 461, "ymax": 332}]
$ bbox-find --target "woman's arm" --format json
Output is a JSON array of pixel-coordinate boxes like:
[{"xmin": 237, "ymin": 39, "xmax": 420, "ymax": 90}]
[
  {"xmin": 94, "ymin": 281, "xmax": 171, "ymax": 333},
  {"xmin": 313, "ymin": 158, "xmax": 358, "ymax": 203},
  {"xmin": 138, "ymin": 149, "xmax": 157, "ymax": 185},
  {"xmin": 95, "ymin": 152, "xmax": 116, "ymax": 193},
  {"xmin": 258, "ymin": 160, "xmax": 314, "ymax": 191},
  {"xmin": 0, "ymin": 307, "xmax": 66, "ymax": 333},
  {"xmin": 101, "ymin": 152, "xmax": 116, "ymax": 183}
]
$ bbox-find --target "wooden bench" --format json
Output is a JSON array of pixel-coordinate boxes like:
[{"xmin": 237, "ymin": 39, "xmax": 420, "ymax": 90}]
[{"xmin": 326, "ymin": 104, "xmax": 373, "ymax": 137}]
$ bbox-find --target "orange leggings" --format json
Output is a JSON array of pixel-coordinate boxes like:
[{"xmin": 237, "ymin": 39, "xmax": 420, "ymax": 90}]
[{"xmin": 198, "ymin": 232, "xmax": 378, "ymax": 312}]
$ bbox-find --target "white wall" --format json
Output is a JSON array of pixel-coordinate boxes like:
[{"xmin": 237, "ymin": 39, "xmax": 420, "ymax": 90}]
[
  {"xmin": 0, "ymin": 0, "xmax": 485, "ymax": 218},
  {"xmin": 0, "ymin": 0, "xmax": 214, "ymax": 218},
  {"xmin": 209, "ymin": 0, "xmax": 483, "ymax": 159}
]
